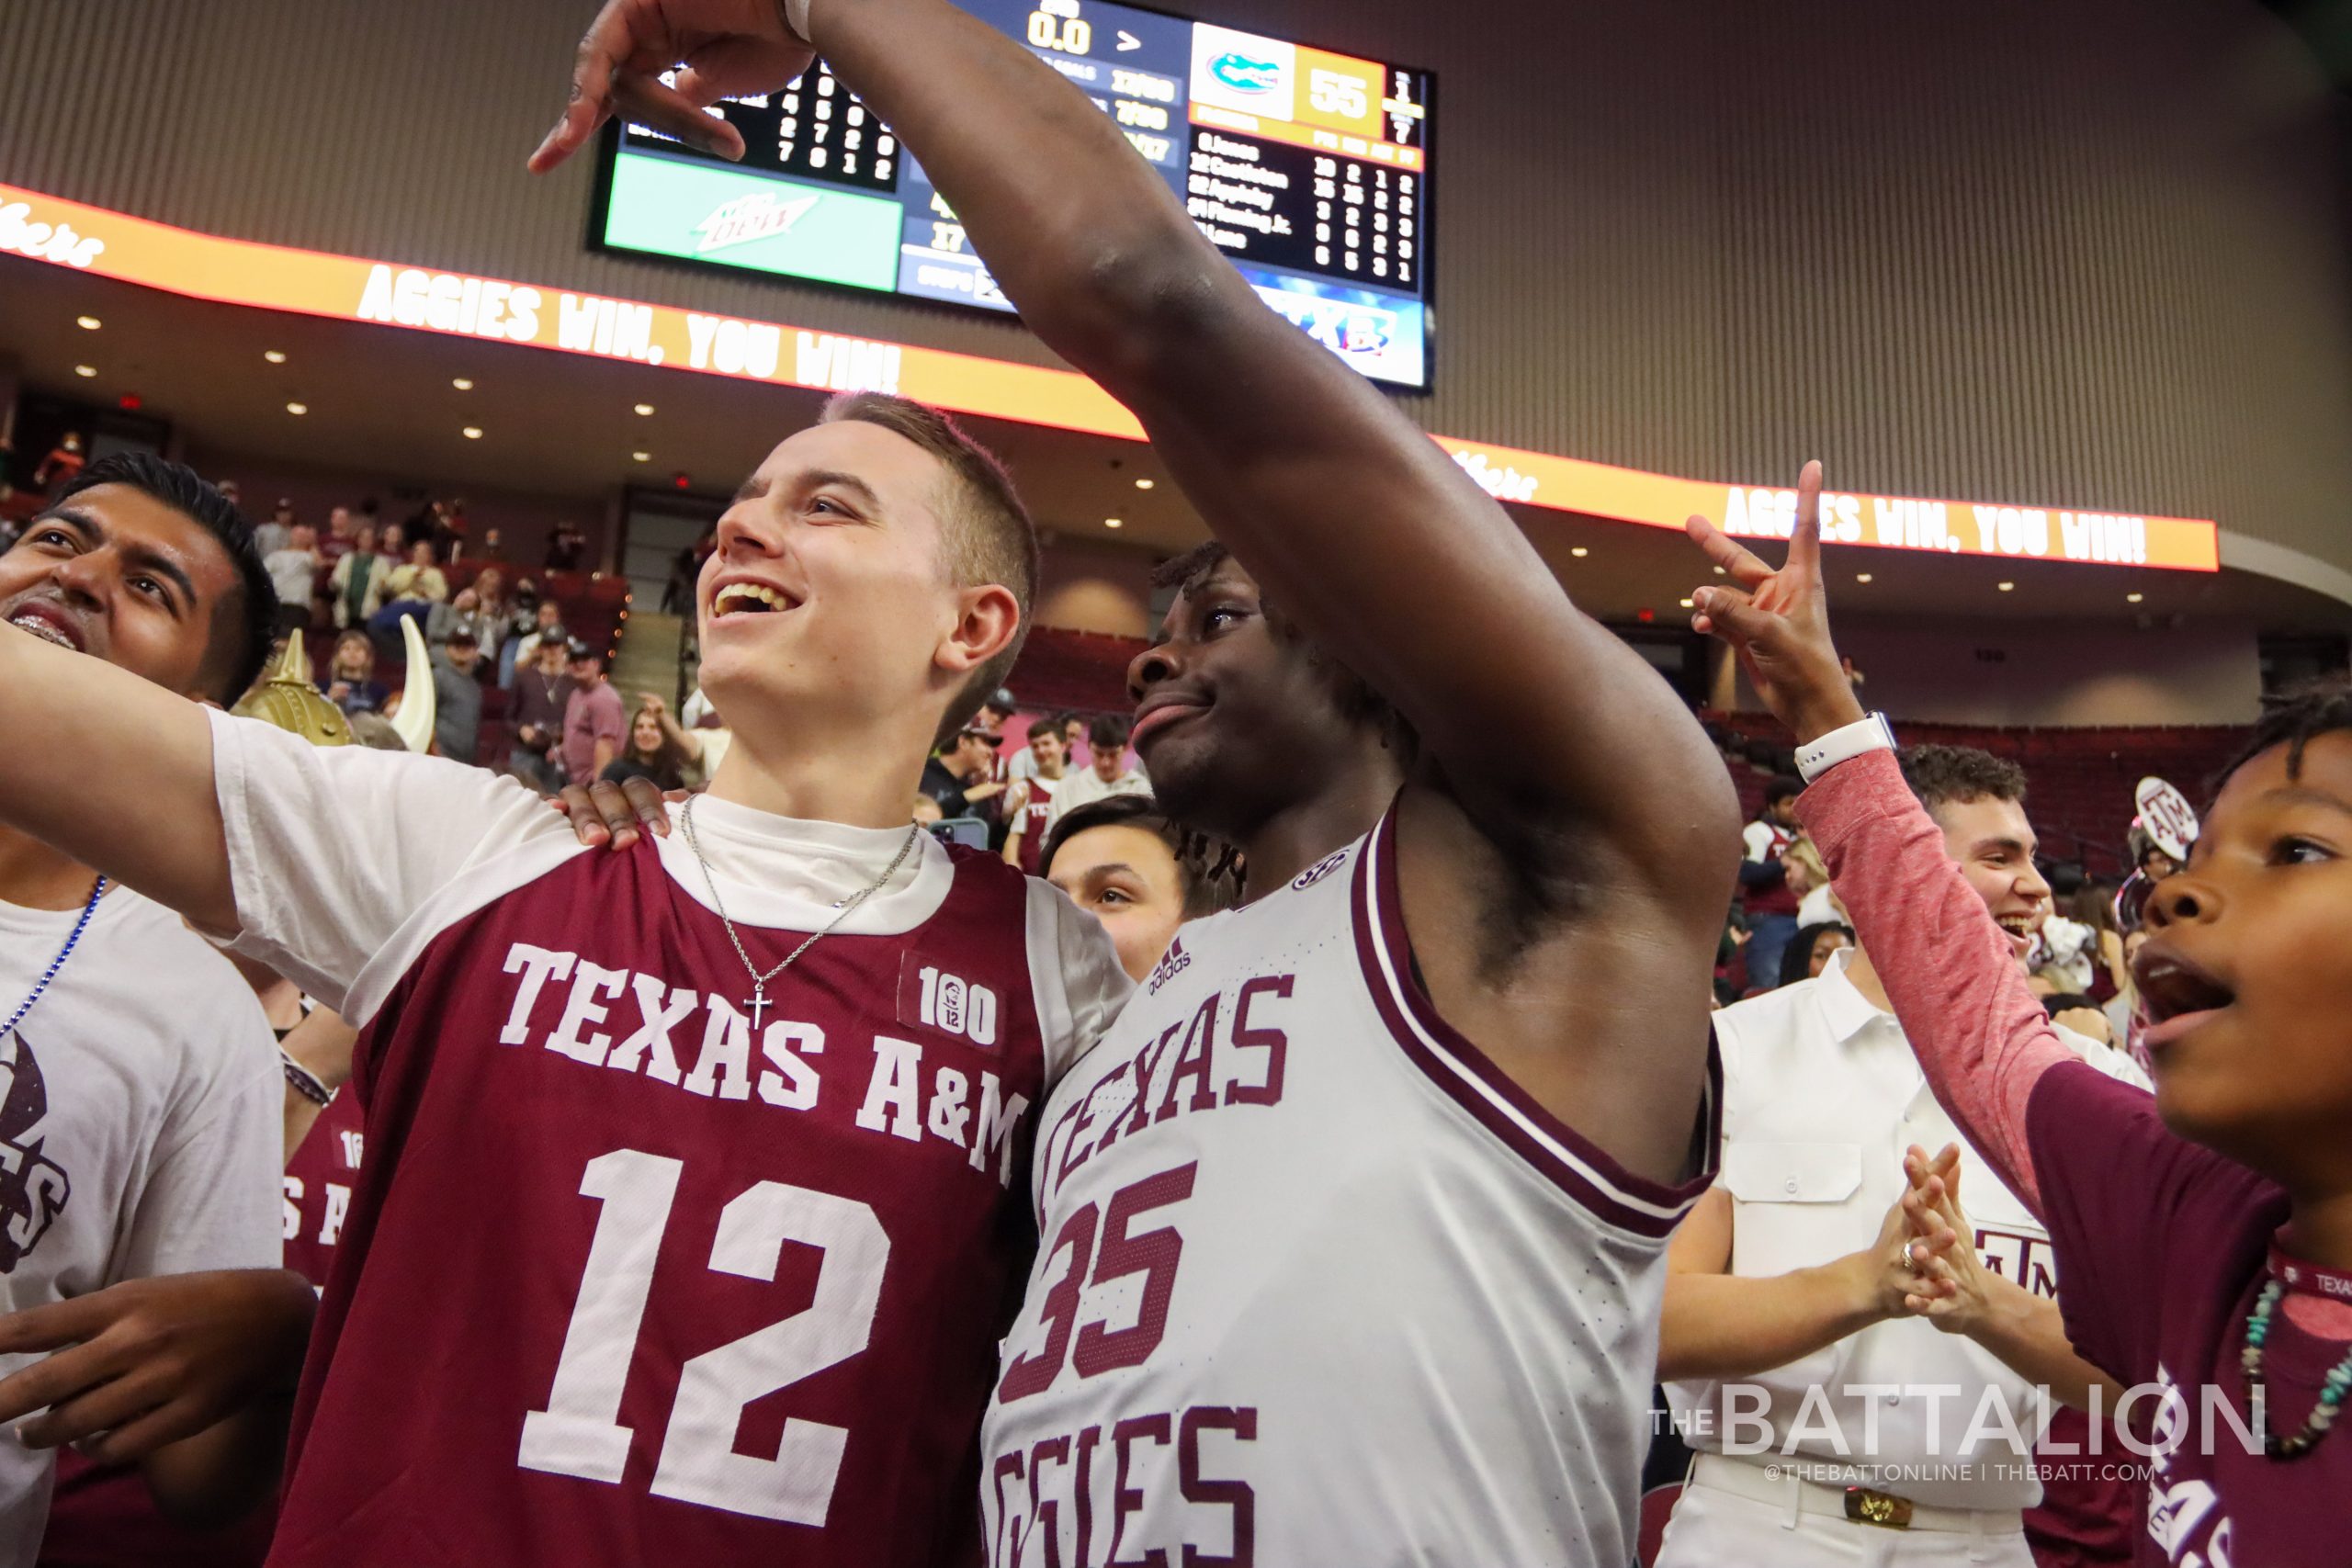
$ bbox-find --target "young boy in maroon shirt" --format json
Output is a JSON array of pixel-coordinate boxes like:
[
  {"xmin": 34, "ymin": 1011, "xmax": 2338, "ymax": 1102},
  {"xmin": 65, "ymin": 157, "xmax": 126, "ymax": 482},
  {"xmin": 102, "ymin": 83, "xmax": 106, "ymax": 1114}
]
[{"xmin": 1685, "ymin": 462, "xmax": 2352, "ymax": 1568}]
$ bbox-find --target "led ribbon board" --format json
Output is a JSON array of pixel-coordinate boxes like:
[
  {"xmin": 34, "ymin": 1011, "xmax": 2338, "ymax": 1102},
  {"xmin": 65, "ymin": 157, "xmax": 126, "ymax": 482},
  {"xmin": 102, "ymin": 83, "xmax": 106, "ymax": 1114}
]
[
  {"xmin": 592, "ymin": 0, "xmax": 1436, "ymax": 389},
  {"xmin": 0, "ymin": 186, "xmax": 2221, "ymax": 572}
]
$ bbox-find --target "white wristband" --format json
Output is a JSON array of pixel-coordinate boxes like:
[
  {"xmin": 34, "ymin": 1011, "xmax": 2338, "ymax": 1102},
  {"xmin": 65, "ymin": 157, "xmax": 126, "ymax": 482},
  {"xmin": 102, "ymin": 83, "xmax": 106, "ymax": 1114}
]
[
  {"xmin": 1796, "ymin": 712, "xmax": 1897, "ymax": 784},
  {"xmin": 782, "ymin": 0, "xmax": 815, "ymax": 42}
]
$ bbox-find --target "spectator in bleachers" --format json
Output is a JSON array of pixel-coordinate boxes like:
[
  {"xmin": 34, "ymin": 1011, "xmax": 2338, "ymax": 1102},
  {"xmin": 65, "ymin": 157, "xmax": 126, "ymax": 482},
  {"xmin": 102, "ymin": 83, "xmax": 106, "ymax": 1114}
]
[
  {"xmin": 429, "ymin": 627, "xmax": 485, "ymax": 764},
  {"xmin": 600, "ymin": 701, "xmax": 692, "ymax": 791},
  {"xmin": 1738, "ymin": 775, "xmax": 1805, "ymax": 987},
  {"xmin": 470, "ymin": 568, "xmax": 513, "ymax": 656},
  {"xmin": 327, "ymin": 522, "xmax": 387, "ymax": 628},
  {"xmin": 1001, "ymin": 721, "xmax": 1069, "ymax": 874},
  {"xmin": 2069, "ymin": 882, "xmax": 2129, "ymax": 1001},
  {"xmin": 254, "ymin": 498, "xmax": 296, "ymax": 558},
  {"xmin": 560, "ymin": 641, "xmax": 626, "ymax": 786},
  {"xmin": 919, "ymin": 727, "xmax": 1006, "ymax": 820},
  {"xmin": 507, "ymin": 634, "xmax": 573, "ymax": 793},
  {"xmin": 318, "ymin": 504, "xmax": 356, "ymax": 572},
  {"xmin": 368, "ymin": 537, "xmax": 450, "ymax": 650},
  {"xmin": 426, "ymin": 584, "xmax": 504, "ymax": 668},
  {"xmin": 1061, "ymin": 712, "xmax": 1090, "ymax": 770},
  {"xmin": 505, "ymin": 600, "xmax": 568, "ymax": 689},
  {"xmin": 1775, "ymin": 919, "xmax": 1853, "ymax": 987},
  {"xmin": 2102, "ymin": 926, "xmax": 2150, "ymax": 1057},
  {"xmin": 265, "ymin": 523, "xmax": 322, "ymax": 637},
  {"xmin": 545, "ymin": 518, "xmax": 587, "ymax": 572},
  {"xmin": 1007, "ymin": 707, "xmax": 1069, "ymax": 786},
  {"xmin": 1045, "ymin": 715, "xmax": 1150, "ymax": 832},
  {"xmin": 31, "ymin": 431, "xmax": 85, "ymax": 492},
  {"xmin": 322, "ymin": 630, "xmax": 387, "ymax": 717}
]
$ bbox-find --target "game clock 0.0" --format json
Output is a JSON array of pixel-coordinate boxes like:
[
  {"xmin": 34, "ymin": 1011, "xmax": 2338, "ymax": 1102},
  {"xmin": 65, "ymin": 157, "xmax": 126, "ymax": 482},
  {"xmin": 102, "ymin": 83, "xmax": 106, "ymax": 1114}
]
[{"xmin": 587, "ymin": 0, "xmax": 1435, "ymax": 390}]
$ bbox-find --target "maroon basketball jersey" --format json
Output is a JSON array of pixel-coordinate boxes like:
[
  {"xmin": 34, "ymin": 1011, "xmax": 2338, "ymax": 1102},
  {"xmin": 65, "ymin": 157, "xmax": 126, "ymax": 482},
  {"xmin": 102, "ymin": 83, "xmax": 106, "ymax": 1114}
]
[
  {"xmin": 1013, "ymin": 776, "xmax": 1056, "ymax": 875},
  {"xmin": 266, "ymin": 839, "xmax": 1054, "ymax": 1568}
]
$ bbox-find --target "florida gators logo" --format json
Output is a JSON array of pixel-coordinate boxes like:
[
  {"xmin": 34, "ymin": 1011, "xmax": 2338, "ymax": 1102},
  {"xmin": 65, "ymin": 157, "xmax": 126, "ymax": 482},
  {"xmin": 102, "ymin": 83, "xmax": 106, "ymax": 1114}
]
[{"xmin": 1209, "ymin": 52, "xmax": 1282, "ymax": 95}]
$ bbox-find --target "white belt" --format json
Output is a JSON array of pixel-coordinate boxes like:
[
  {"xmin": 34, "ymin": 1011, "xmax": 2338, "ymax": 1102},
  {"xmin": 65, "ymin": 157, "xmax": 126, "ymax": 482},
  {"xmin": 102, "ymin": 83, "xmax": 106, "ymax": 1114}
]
[{"xmin": 1688, "ymin": 1452, "xmax": 2029, "ymax": 1536}]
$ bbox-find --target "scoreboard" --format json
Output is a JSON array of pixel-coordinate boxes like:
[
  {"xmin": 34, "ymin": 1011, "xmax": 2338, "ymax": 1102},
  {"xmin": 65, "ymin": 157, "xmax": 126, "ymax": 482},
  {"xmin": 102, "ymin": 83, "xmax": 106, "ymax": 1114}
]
[{"xmin": 591, "ymin": 0, "xmax": 1435, "ymax": 389}]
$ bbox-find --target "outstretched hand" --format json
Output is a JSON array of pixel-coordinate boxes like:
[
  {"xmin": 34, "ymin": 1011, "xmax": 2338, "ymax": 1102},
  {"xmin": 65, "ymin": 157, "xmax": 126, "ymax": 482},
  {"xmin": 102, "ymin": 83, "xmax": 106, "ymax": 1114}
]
[
  {"xmin": 528, "ymin": 0, "xmax": 818, "ymax": 174},
  {"xmin": 1684, "ymin": 460, "xmax": 1866, "ymax": 744},
  {"xmin": 553, "ymin": 776, "xmax": 682, "ymax": 851}
]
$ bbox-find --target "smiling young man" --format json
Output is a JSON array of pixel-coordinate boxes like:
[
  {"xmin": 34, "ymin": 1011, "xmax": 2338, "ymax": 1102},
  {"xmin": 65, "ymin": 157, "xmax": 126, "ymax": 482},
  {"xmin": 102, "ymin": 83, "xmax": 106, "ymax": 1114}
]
[
  {"xmin": 0, "ymin": 402, "xmax": 1128, "ymax": 1568},
  {"xmin": 1686, "ymin": 467, "xmax": 2352, "ymax": 1566},
  {"xmin": 0, "ymin": 456, "xmax": 304, "ymax": 1559},
  {"xmin": 1657, "ymin": 744, "xmax": 2145, "ymax": 1566},
  {"xmin": 534, "ymin": 3, "xmax": 1739, "ymax": 1561}
]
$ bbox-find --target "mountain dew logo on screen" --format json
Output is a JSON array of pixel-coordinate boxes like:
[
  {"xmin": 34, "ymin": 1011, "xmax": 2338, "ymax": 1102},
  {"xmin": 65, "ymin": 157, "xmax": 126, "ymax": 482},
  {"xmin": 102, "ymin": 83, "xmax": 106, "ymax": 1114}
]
[
  {"xmin": 1208, "ymin": 51, "xmax": 1283, "ymax": 96},
  {"xmin": 695, "ymin": 191, "xmax": 820, "ymax": 254}
]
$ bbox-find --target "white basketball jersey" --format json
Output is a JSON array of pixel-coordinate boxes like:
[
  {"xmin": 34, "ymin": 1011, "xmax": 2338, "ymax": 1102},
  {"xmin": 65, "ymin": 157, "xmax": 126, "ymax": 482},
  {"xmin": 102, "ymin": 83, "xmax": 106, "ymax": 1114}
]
[{"xmin": 980, "ymin": 808, "xmax": 1719, "ymax": 1567}]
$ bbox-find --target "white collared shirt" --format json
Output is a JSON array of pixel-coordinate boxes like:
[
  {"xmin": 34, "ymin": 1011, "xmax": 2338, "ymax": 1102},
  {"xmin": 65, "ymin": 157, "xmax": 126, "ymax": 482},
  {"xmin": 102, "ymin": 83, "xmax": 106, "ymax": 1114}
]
[{"xmin": 1668, "ymin": 948, "xmax": 2148, "ymax": 1510}]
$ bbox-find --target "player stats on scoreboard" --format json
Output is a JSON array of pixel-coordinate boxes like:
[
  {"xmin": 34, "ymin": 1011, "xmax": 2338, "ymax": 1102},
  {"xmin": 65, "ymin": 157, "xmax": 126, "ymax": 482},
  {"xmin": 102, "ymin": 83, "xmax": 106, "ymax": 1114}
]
[{"xmin": 588, "ymin": 0, "xmax": 1436, "ymax": 389}]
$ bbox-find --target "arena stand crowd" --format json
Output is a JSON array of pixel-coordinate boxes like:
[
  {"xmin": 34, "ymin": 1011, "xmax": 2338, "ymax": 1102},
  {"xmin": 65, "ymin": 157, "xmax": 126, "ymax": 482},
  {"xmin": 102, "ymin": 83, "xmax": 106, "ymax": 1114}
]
[{"xmin": 0, "ymin": 2, "xmax": 2344, "ymax": 1566}]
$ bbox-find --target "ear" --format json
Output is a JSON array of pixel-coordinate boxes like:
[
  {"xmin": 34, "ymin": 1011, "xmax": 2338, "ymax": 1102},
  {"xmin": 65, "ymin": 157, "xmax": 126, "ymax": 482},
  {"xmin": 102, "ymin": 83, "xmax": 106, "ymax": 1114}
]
[{"xmin": 934, "ymin": 582, "xmax": 1022, "ymax": 680}]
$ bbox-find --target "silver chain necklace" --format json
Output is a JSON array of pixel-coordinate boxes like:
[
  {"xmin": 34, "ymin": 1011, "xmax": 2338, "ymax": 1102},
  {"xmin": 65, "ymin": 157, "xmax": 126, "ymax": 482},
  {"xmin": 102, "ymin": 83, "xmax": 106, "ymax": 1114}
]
[{"xmin": 677, "ymin": 795, "xmax": 922, "ymax": 1033}]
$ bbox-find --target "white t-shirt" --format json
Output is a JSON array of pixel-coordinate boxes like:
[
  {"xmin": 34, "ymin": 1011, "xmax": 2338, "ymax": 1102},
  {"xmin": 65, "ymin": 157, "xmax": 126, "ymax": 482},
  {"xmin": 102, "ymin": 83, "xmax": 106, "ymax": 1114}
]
[
  {"xmin": 204, "ymin": 708, "xmax": 1128, "ymax": 1056},
  {"xmin": 1041, "ymin": 764, "xmax": 1151, "ymax": 834},
  {"xmin": 0, "ymin": 887, "xmax": 280, "ymax": 1564}
]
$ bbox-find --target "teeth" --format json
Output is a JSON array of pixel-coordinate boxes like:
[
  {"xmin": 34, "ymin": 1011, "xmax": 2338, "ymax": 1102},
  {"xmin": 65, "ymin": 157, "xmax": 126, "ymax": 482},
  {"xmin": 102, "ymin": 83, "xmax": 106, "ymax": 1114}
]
[
  {"xmin": 8, "ymin": 615, "xmax": 74, "ymax": 650},
  {"xmin": 715, "ymin": 584, "xmax": 790, "ymax": 615}
]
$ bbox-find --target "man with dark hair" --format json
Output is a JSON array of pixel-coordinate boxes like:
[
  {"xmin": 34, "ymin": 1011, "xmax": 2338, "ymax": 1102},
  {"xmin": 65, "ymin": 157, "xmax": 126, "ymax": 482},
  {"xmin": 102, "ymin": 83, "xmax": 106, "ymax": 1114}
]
[
  {"xmin": 0, "ymin": 458, "xmax": 305, "ymax": 1552},
  {"xmin": 43, "ymin": 455, "xmax": 277, "ymax": 705},
  {"xmin": 0, "ymin": 287, "xmax": 1131, "ymax": 1568},
  {"xmin": 532, "ymin": 6, "xmax": 1737, "ymax": 1561},
  {"xmin": 918, "ymin": 725, "xmax": 1005, "ymax": 819},
  {"xmin": 430, "ymin": 627, "xmax": 485, "ymax": 764},
  {"xmin": 1741, "ymin": 773, "xmax": 1807, "ymax": 987},
  {"xmin": 1038, "ymin": 794, "xmax": 1239, "ymax": 981},
  {"xmin": 1686, "ymin": 469, "xmax": 2352, "ymax": 1568},
  {"xmin": 1041, "ymin": 713, "xmax": 1148, "ymax": 832},
  {"xmin": 1661, "ymin": 725, "xmax": 2144, "ymax": 1567}
]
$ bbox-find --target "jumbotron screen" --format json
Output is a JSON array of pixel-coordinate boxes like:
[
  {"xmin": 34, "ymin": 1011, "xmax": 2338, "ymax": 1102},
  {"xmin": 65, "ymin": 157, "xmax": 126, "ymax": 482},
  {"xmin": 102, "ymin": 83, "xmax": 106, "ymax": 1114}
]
[{"xmin": 590, "ymin": 0, "xmax": 1435, "ymax": 389}]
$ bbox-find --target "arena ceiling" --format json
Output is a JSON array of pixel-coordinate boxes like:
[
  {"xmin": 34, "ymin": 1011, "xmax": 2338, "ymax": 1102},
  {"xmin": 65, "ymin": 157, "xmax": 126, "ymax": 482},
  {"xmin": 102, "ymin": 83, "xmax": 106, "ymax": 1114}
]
[{"xmin": 7, "ymin": 256, "xmax": 2351, "ymax": 637}]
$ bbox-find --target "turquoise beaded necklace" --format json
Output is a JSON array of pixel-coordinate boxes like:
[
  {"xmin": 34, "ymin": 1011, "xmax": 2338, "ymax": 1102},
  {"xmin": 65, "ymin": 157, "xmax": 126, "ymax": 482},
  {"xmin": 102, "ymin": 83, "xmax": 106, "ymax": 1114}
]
[{"xmin": 2240, "ymin": 1279, "xmax": 2352, "ymax": 1460}]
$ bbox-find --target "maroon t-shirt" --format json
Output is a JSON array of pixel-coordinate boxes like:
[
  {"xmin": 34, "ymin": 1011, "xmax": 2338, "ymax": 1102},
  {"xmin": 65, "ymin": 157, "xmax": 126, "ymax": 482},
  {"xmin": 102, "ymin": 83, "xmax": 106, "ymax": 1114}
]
[
  {"xmin": 265, "ymin": 838, "xmax": 1054, "ymax": 1568},
  {"xmin": 1012, "ymin": 775, "xmax": 1055, "ymax": 876},
  {"xmin": 2029, "ymin": 1061, "xmax": 2349, "ymax": 1567}
]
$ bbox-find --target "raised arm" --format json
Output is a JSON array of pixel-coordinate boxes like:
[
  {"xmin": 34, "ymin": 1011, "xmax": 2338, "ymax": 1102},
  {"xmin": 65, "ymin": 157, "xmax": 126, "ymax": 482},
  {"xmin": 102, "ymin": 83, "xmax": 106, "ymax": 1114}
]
[
  {"xmin": 0, "ymin": 622, "xmax": 232, "ymax": 930},
  {"xmin": 531, "ymin": 0, "xmax": 1737, "ymax": 906},
  {"xmin": 1683, "ymin": 469, "xmax": 2079, "ymax": 1213}
]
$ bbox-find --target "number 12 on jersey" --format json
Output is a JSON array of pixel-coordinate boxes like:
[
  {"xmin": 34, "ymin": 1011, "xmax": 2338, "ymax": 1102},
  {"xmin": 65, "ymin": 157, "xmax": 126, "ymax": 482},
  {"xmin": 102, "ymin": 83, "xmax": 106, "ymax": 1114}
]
[{"xmin": 520, "ymin": 1148, "xmax": 890, "ymax": 1524}]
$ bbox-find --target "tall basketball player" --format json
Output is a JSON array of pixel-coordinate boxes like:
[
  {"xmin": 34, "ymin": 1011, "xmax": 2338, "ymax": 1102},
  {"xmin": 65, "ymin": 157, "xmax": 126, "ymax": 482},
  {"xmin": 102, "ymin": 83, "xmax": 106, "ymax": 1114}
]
[
  {"xmin": 0, "ymin": 396, "xmax": 1129, "ymax": 1567},
  {"xmin": 535, "ymin": 4, "xmax": 1741, "ymax": 1561}
]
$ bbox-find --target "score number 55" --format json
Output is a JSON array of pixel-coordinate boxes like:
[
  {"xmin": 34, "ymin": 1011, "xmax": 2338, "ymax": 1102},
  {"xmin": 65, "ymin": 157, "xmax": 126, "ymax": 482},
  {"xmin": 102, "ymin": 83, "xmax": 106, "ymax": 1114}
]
[{"xmin": 998, "ymin": 1161, "xmax": 1198, "ymax": 1401}]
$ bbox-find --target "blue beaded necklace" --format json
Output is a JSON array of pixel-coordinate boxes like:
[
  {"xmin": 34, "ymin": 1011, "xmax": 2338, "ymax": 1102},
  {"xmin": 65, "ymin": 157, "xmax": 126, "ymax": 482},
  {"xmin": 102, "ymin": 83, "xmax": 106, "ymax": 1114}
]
[
  {"xmin": 0, "ymin": 876, "xmax": 107, "ymax": 1043},
  {"xmin": 2242, "ymin": 1277, "xmax": 2352, "ymax": 1461}
]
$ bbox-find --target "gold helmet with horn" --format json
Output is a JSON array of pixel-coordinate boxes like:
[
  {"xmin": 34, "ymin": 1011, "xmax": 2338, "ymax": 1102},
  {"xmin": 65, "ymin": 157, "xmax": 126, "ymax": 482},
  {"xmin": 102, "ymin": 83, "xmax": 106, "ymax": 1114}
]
[
  {"xmin": 232, "ymin": 618, "xmax": 437, "ymax": 753},
  {"xmin": 232, "ymin": 627, "xmax": 353, "ymax": 747}
]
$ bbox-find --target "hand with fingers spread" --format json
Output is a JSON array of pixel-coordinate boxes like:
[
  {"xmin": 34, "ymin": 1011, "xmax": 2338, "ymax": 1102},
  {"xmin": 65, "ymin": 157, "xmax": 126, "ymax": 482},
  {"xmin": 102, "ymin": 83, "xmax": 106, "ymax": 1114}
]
[
  {"xmin": 527, "ymin": 0, "xmax": 819, "ymax": 174},
  {"xmin": 552, "ymin": 775, "xmax": 682, "ymax": 851},
  {"xmin": 1684, "ymin": 460, "xmax": 1868, "ymax": 744},
  {"xmin": 0, "ymin": 1269, "xmax": 314, "ymax": 1464}
]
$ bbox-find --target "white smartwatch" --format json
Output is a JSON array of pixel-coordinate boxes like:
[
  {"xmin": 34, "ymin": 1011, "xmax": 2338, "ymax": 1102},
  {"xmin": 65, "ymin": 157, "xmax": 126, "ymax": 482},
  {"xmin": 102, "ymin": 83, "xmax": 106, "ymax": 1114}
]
[{"xmin": 1795, "ymin": 712, "xmax": 1897, "ymax": 784}]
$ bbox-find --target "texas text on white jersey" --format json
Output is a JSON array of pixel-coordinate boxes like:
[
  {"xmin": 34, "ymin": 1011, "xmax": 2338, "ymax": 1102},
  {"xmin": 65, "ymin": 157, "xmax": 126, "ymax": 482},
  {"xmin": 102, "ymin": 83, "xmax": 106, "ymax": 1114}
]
[{"xmin": 980, "ymin": 807, "xmax": 1721, "ymax": 1567}]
